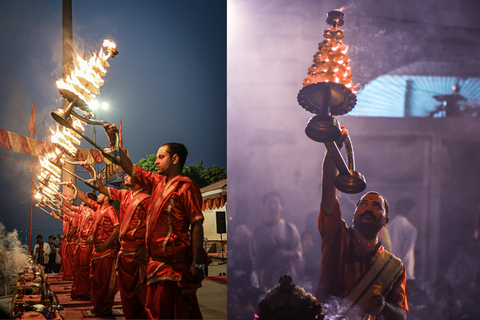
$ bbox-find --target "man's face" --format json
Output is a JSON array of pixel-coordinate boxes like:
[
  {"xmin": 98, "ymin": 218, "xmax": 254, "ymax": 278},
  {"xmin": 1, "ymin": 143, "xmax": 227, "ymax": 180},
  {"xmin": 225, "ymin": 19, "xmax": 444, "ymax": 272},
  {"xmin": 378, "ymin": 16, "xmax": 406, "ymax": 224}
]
[
  {"xmin": 36, "ymin": 237, "xmax": 43, "ymax": 244},
  {"xmin": 124, "ymin": 175, "xmax": 133, "ymax": 187},
  {"xmin": 97, "ymin": 193, "xmax": 107, "ymax": 205},
  {"xmin": 352, "ymin": 193, "xmax": 389, "ymax": 239},
  {"xmin": 155, "ymin": 146, "xmax": 176, "ymax": 175},
  {"xmin": 263, "ymin": 195, "xmax": 282, "ymax": 225},
  {"xmin": 48, "ymin": 238, "xmax": 54, "ymax": 244}
]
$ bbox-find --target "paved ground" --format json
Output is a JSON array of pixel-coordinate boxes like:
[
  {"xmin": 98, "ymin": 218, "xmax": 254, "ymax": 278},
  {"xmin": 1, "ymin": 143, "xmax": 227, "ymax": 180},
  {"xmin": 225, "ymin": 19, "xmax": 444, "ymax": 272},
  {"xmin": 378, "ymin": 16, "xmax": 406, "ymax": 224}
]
[{"xmin": 1, "ymin": 260, "xmax": 227, "ymax": 319}]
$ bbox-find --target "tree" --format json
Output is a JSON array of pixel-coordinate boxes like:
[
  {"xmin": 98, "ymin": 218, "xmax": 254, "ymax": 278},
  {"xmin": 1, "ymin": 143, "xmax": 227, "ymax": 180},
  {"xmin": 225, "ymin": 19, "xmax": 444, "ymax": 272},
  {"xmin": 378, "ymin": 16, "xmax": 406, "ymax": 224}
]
[
  {"xmin": 136, "ymin": 153, "xmax": 158, "ymax": 173},
  {"xmin": 135, "ymin": 155, "xmax": 226, "ymax": 188}
]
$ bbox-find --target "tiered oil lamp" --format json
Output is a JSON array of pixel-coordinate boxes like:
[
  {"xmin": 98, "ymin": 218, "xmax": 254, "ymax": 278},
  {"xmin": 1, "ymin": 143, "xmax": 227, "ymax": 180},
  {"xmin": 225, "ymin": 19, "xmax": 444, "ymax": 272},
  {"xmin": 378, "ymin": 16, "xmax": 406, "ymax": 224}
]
[
  {"xmin": 51, "ymin": 40, "xmax": 120, "ymax": 164},
  {"xmin": 298, "ymin": 10, "xmax": 366, "ymax": 194}
]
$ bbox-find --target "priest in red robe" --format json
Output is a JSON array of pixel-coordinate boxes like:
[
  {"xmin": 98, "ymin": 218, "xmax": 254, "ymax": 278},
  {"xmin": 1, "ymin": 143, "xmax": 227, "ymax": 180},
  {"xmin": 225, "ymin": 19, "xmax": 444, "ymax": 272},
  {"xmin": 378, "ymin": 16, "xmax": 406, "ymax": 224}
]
[
  {"xmin": 82, "ymin": 162, "xmax": 150, "ymax": 319},
  {"xmin": 103, "ymin": 124, "xmax": 206, "ymax": 320},
  {"xmin": 61, "ymin": 193, "xmax": 97, "ymax": 300},
  {"xmin": 69, "ymin": 183, "xmax": 120, "ymax": 317}
]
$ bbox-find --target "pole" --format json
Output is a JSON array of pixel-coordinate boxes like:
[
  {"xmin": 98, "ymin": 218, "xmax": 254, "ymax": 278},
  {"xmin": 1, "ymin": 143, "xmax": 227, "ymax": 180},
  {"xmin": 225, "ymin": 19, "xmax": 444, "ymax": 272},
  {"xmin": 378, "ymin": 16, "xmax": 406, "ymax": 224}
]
[
  {"xmin": 29, "ymin": 146, "xmax": 34, "ymax": 253},
  {"xmin": 62, "ymin": 0, "xmax": 76, "ymax": 202}
]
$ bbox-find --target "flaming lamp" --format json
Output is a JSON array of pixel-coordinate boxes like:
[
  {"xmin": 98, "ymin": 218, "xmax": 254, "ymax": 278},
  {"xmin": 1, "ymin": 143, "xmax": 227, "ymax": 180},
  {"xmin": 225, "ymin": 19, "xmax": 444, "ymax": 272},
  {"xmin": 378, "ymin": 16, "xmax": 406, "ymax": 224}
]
[
  {"xmin": 34, "ymin": 117, "xmax": 96, "ymax": 217},
  {"xmin": 36, "ymin": 40, "xmax": 117, "ymax": 216},
  {"xmin": 298, "ymin": 10, "xmax": 366, "ymax": 194},
  {"xmin": 51, "ymin": 40, "xmax": 120, "ymax": 164}
]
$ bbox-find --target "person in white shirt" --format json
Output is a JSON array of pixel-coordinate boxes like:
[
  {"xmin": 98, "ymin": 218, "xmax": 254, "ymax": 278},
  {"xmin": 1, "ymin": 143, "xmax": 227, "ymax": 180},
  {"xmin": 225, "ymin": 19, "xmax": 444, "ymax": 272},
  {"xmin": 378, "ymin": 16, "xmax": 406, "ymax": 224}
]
[
  {"xmin": 388, "ymin": 198, "xmax": 418, "ymax": 280},
  {"xmin": 32, "ymin": 234, "xmax": 51, "ymax": 268}
]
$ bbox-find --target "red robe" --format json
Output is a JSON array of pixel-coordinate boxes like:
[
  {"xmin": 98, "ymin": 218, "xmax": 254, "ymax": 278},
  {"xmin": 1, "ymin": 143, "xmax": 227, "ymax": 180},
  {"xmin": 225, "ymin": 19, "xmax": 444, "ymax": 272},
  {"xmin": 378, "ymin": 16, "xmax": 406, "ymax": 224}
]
[
  {"xmin": 132, "ymin": 165, "xmax": 204, "ymax": 320},
  {"xmin": 108, "ymin": 187, "xmax": 150, "ymax": 319},
  {"xmin": 89, "ymin": 200, "xmax": 120, "ymax": 315},
  {"xmin": 59, "ymin": 215, "xmax": 69, "ymax": 272},
  {"xmin": 315, "ymin": 200, "xmax": 408, "ymax": 318},
  {"xmin": 62, "ymin": 214, "xmax": 75, "ymax": 280},
  {"xmin": 71, "ymin": 205, "xmax": 95, "ymax": 298}
]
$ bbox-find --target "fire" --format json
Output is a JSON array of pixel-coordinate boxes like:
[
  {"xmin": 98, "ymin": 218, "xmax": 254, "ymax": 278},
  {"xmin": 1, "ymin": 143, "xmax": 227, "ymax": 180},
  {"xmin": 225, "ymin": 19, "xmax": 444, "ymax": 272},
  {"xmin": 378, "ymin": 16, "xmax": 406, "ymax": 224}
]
[
  {"xmin": 302, "ymin": 14, "xmax": 356, "ymax": 93},
  {"xmin": 56, "ymin": 39, "xmax": 117, "ymax": 108},
  {"xmin": 103, "ymin": 39, "xmax": 116, "ymax": 49},
  {"xmin": 35, "ymin": 123, "xmax": 83, "ymax": 215},
  {"xmin": 36, "ymin": 39, "xmax": 118, "ymax": 217}
]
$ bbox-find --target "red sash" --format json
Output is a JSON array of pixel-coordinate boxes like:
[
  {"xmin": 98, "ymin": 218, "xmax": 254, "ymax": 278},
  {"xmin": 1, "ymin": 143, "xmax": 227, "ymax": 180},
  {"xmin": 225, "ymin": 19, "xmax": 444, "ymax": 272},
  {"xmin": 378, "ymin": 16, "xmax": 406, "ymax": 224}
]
[
  {"xmin": 146, "ymin": 175, "xmax": 191, "ymax": 244},
  {"xmin": 79, "ymin": 208, "xmax": 93, "ymax": 238},
  {"xmin": 92, "ymin": 205, "xmax": 111, "ymax": 241},
  {"xmin": 119, "ymin": 191, "xmax": 150, "ymax": 240}
]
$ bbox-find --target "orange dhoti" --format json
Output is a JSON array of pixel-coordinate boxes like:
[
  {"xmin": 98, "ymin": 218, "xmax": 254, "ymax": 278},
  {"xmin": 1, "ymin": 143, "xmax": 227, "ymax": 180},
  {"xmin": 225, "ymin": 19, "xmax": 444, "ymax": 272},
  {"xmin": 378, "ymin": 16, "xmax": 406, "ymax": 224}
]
[
  {"xmin": 117, "ymin": 248, "xmax": 147, "ymax": 319},
  {"xmin": 145, "ymin": 279, "xmax": 202, "ymax": 319},
  {"xmin": 90, "ymin": 250, "xmax": 118, "ymax": 315},
  {"xmin": 144, "ymin": 261, "xmax": 202, "ymax": 320},
  {"xmin": 62, "ymin": 242, "xmax": 75, "ymax": 280},
  {"xmin": 71, "ymin": 244, "xmax": 92, "ymax": 298}
]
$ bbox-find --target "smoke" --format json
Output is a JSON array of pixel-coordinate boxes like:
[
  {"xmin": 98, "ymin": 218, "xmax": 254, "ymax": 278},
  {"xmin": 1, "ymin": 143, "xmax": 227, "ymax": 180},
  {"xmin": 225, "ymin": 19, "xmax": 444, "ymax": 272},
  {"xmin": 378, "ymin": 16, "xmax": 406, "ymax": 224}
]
[
  {"xmin": 3, "ymin": 229, "xmax": 31, "ymax": 273},
  {"xmin": 0, "ymin": 229, "xmax": 31, "ymax": 295}
]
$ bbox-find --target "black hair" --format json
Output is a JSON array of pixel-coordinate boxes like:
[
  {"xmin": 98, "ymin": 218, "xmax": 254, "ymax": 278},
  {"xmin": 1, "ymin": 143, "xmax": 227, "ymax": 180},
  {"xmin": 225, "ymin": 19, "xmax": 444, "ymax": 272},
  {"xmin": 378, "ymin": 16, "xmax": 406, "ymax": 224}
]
[
  {"xmin": 36, "ymin": 234, "xmax": 43, "ymax": 239},
  {"xmin": 356, "ymin": 191, "xmax": 389, "ymax": 216},
  {"xmin": 162, "ymin": 142, "xmax": 188, "ymax": 170},
  {"xmin": 86, "ymin": 192, "xmax": 97, "ymax": 201}
]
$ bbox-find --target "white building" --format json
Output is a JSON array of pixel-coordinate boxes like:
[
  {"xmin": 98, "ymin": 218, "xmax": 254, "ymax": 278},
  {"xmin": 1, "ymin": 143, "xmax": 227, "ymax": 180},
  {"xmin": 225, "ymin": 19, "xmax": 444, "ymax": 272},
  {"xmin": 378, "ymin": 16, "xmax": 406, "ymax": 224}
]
[{"xmin": 200, "ymin": 179, "xmax": 227, "ymax": 254}]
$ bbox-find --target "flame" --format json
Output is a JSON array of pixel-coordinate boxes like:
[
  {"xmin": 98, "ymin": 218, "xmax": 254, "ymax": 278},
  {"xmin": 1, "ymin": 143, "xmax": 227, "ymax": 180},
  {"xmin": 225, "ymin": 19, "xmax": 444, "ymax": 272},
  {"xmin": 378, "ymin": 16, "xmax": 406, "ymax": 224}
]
[
  {"xmin": 335, "ymin": 4, "xmax": 354, "ymax": 12},
  {"xmin": 103, "ymin": 39, "xmax": 116, "ymax": 49},
  {"xmin": 56, "ymin": 39, "xmax": 117, "ymax": 107},
  {"xmin": 36, "ymin": 123, "xmax": 82, "ymax": 209},
  {"xmin": 50, "ymin": 127, "xmax": 78, "ymax": 157},
  {"xmin": 72, "ymin": 118, "xmax": 86, "ymax": 132},
  {"xmin": 302, "ymin": 27, "xmax": 355, "ymax": 91},
  {"xmin": 38, "ymin": 38, "xmax": 117, "ymax": 215}
]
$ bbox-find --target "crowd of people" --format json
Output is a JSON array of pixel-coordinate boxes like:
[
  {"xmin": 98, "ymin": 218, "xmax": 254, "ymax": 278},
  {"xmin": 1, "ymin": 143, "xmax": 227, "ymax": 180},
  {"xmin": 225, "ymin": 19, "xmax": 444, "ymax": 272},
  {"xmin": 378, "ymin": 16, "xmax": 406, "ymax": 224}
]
[
  {"xmin": 231, "ymin": 131, "xmax": 480, "ymax": 320},
  {"xmin": 40, "ymin": 123, "xmax": 208, "ymax": 320},
  {"xmin": 32, "ymin": 234, "xmax": 61, "ymax": 273}
]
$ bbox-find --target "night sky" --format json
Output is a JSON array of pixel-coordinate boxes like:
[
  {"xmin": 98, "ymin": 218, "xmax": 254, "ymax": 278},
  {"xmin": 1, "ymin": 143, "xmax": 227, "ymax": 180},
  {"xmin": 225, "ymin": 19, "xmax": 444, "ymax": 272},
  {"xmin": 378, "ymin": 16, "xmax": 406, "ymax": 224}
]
[{"xmin": 0, "ymin": 1, "xmax": 226, "ymax": 246}]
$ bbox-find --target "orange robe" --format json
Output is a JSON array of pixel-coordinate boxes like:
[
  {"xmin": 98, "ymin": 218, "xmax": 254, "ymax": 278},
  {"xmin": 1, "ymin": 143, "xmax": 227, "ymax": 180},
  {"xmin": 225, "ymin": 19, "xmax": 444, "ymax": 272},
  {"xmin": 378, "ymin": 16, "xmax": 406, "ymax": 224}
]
[
  {"xmin": 62, "ymin": 215, "xmax": 75, "ymax": 280},
  {"xmin": 109, "ymin": 187, "xmax": 150, "ymax": 319},
  {"xmin": 132, "ymin": 165, "xmax": 204, "ymax": 320},
  {"xmin": 89, "ymin": 200, "xmax": 120, "ymax": 315},
  {"xmin": 315, "ymin": 200, "xmax": 408, "ymax": 318},
  {"xmin": 71, "ymin": 205, "xmax": 95, "ymax": 298}
]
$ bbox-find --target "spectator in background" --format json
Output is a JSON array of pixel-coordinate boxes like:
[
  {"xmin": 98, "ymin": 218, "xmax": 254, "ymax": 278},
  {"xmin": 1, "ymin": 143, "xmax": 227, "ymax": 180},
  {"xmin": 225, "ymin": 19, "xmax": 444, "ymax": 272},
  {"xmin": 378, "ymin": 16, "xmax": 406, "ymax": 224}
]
[
  {"xmin": 297, "ymin": 211, "xmax": 323, "ymax": 292},
  {"xmin": 295, "ymin": 230, "xmax": 321, "ymax": 293},
  {"xmin": 388, "ymin": 197, "xmax": 418, "ymax": 280},
  {"xmin": 378, "ymin": 226, "xmax": 392, "ymax": 252},
  {"xmin": 33, "ymin": 234, "xmax": 50, "ymax": 268},
  {"xmin": 229, "ymin": 224, "xmax": 262, "ymax": 320},
  {"xmin": 251, "ymin": 191, "xmax": 302, "ymax": 291},
  {"xmin": 45, "ymin": 235, "xmax": 61, "ymax": 273}
]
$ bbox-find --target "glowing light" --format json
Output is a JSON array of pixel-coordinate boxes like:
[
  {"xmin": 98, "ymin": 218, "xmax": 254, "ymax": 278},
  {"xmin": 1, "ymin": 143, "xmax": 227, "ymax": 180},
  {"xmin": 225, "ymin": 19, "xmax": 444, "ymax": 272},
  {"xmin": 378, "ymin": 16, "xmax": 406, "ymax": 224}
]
[
  {"xmin": 37, "ymin": 39, "xmax": 117, "ymax": 215},
  {"xmin": 103, "ymin": 39, "xmax": 116, "ymax": 49}
]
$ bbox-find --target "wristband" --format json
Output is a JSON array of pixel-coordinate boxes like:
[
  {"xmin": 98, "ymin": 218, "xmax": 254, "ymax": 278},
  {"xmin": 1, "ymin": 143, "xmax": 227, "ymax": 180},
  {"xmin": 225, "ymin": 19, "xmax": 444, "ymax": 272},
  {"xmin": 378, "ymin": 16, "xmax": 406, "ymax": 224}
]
[{"xmin": 192, "ymin": 263, "xmax": 205, "ymax": 270}]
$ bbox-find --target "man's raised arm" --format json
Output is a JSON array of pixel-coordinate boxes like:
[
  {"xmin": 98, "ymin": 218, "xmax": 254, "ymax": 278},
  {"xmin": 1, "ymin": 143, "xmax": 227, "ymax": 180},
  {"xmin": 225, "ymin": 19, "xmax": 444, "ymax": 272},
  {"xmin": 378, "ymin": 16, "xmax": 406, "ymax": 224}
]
[
  {"xmin": 321, "ymin": 149, "xmax": 339, "ymax": 215},
  {"xmin": 103, "ymin": 123, "xmax": 134, "ymax": 177},
  {"xmin": 66, "ymin": 179, "xmax": 90, "ymax": 207},
  {"xmin": 80, "ymin": 161, "xmax": 109, "ymax": 197},
  {"xmin": 321, "ymin": 128, "xmax": 349, "ymax": 215}
]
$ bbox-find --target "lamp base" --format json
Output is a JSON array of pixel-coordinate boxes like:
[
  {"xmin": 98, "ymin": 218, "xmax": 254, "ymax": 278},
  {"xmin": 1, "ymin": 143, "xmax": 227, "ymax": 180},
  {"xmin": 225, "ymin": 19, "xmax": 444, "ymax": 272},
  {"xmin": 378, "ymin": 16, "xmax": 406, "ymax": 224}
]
[
  {"xmin": 305, "ymin": 115, "xmax": 341, "ymax": 142},
  {"xmin": 297, "ymin": 82, "xmax": 356, "ymax": 116},
  {"xmin": 51, "ymin": 109, "xmax": 73, "ymax": 129},
  {"xmin": 335, "ymin": 171, "xmax": 367, "ymax": 194}
]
